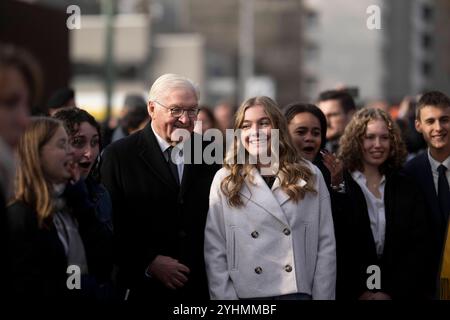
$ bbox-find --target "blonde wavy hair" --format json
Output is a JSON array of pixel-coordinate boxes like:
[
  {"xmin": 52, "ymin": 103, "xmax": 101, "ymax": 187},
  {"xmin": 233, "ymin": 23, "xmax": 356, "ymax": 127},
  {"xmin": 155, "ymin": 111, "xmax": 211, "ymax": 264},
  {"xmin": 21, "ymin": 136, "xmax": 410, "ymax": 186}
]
[
  {"xmin": 14, "ymin": 117, "xmax": 63, "ymax": 228},
  {"xmin": 221, "ymin": 96, "xmax": 316, "ymax": 207},
  {"xmin": 338, "ymin": 108, "xmax": 407, "ymax": 173}
]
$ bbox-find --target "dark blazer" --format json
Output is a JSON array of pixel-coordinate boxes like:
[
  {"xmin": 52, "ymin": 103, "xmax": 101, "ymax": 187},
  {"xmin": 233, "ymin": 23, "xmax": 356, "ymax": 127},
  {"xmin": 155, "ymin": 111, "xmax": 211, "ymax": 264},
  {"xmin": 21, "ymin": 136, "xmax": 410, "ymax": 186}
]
[
  {"xmin": 315, "ymin": 159, "xmax": 352, "ymax": 299},
  {"xmin": 335, "ymin": 170, "xmax": 430, "ymax": 299},
  {"xmin": 403, "ymin": 152, "xmax": 447, "ymax": 296},
  {"xmin": 5, "ymin": 197, "xmax": 113, "ymax": 301},
  {"xmin": 101, "ymin": 123, "xmax": 220, "ymax": 301}
]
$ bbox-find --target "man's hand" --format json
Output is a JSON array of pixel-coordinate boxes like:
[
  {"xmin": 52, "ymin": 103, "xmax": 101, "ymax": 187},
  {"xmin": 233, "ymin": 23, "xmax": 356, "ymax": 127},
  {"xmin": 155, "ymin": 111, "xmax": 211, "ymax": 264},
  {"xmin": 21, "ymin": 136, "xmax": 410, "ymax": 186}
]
[{"xmin": 147, "ymin": 255, "xmax": 190, "ymax": 290}]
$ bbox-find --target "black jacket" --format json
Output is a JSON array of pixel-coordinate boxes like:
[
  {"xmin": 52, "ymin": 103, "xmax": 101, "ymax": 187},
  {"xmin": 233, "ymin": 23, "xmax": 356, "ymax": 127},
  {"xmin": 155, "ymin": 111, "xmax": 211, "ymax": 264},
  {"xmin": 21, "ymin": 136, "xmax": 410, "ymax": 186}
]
[
  {"xmin": 101, "ymin": 123, "xmax": 220, "ymax": 301},
  {"xmin": 5, "ymin": 189, "xmax": 113, "ymax": 301},
  {"xmin": 403, "ymin": 152, "xmax": 448, "ymax": 297},
  {"xmin": 332, "ymin": 170, "xmax": 431, "ymax": 299}
]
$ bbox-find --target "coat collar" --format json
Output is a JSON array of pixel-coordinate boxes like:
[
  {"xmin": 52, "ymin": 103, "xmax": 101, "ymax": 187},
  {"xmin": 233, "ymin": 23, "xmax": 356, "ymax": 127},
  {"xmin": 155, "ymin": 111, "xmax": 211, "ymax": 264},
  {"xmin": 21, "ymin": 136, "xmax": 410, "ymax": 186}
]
[
  {"xmin": 138, "ymin": 122, "xmax": 195, "ymax": 195},
  {"xmin": 238, "ymin": 167, "xmax": 299, "ymax": 225},
  {"xmin": 138, "ymin": 122, "xmax": 179, "ymax": 192}
]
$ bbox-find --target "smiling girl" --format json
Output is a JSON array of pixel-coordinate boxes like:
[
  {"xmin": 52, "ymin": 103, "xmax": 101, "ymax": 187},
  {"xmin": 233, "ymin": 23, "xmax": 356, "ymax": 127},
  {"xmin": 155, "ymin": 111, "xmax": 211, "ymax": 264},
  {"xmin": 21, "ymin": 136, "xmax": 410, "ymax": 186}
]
[
  {"xmin": 337, "ymin": 108, "xmax": 430, "ymax": 299},
  {"xmin": 204, "ymin": 96, "xmax": 336, "ymax": 300}
]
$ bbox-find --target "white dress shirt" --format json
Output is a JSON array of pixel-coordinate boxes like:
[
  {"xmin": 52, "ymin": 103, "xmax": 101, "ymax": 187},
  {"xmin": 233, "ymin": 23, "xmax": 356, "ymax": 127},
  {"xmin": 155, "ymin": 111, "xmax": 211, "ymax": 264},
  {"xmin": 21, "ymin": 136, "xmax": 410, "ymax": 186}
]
[
  {"xmin": 427, "ymin": 149, "xmax": 450, "ymax": 193},
  {"xmin": 351, "ymin": 171, "xmax": 386, "ymax": 258},
  {"xmin": 151, "ymin": 122, "xmax": 184, "ymax": 183}
]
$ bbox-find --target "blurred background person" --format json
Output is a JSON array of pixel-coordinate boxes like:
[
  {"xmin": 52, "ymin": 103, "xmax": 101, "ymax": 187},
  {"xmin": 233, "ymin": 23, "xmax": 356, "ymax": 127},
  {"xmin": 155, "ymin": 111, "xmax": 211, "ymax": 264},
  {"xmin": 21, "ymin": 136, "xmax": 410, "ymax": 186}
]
[
  {"xmin": 396, "ymin": 95, "xmax": 427, "ymax": 159},
  {"xmin": 317, "ymin": 90, "xmax": 357, "ymax": 154},
  {"xmin": 0, "ymin": 44, "xmax": 41, "ymax": 202},
  {"xmin": 213, "ymin": 101, "xmax": 234, "ymax": 134},
  {"xmin": 122, "ymin": 99, "xmax": 150, "ymax": 136},
  {"xmin": 5, "ymin": 117, "xmax": 113, "ymax": 301},
  {"xmin": 194, "ymin": 106, "xmax": 217, "ymax": 134},
  {"xmin": 103, "ymin": 93, "xmax": 147, "ymax": 146},
  {"xmin": 337, "ymin": 108, "xmax": 430, "ymax": 299},
  {"xmin": 46, "ymin": 87, "xmax": 76, "ymax": 116},
  {"xmin": 0, "ymin": 44, "xmax": 41, "ymax": 285}
]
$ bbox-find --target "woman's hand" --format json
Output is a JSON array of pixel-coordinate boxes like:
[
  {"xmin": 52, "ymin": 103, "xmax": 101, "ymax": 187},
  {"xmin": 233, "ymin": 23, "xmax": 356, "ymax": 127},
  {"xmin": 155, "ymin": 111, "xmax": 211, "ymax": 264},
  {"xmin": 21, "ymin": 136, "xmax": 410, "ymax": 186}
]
[{"xmin": 321, "ymin": 149, "xmax": 344, "ymax": 186}]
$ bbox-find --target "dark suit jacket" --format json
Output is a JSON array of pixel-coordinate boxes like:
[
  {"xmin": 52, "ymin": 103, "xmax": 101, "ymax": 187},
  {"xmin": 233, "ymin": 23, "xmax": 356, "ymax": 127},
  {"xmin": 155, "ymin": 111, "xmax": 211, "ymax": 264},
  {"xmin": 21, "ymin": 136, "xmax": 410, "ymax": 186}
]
[
  {"xmin": 315, "ymin": 159, "xmax": 353, "ymax": 299},
  {"xmin": 5, "ymin": 197, "xmax": 113, "ymax": 301},
  {"xmin": 101, "ymin": 123, "xmax": 220, "ymax": 301},
  {"xmin": 335, "ymin": 170, "xmax": 430, "ymax": 299},
  {"xmin": 403, "ymin": 152, "xmax": 447, "ymax": 296}
]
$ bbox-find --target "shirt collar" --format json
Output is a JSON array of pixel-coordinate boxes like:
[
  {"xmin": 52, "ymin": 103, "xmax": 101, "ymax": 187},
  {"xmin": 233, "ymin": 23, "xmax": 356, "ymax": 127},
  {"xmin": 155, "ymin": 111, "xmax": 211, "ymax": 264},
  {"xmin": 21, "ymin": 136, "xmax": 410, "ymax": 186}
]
[
  {"xmin": 351, "ymin": 170, "xmax": 386, "ymax": 185},
  {"xmin": 427, "ymin": 149, "xmax": 450, "ymax": 172},
  {"xmin": 151, "ymin": 122, "xmax": 186, "ymax": 154}
]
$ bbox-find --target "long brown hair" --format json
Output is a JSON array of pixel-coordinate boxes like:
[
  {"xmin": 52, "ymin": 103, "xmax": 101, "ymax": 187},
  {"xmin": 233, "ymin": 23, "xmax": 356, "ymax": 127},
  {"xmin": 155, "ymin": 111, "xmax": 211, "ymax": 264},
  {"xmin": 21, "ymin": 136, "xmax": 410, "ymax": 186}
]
[
  {"xmin": 14, "ymin": 117, "xmax": 63, "ymax": 228},
  {"xmin": 221, "ymin": 96, "xmax": 316, "ymax": 207}
]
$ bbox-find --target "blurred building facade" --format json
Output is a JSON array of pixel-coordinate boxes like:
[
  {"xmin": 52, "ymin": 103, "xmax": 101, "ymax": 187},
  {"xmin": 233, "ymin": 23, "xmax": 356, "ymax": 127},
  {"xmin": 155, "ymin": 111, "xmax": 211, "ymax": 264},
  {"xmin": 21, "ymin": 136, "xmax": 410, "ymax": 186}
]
[
  {"xmin": 10, "ymin": 0, "xmax": 450, "ymax": 117},
  {"xmin": 304, "ymin": 0, "xmax": 450, "ymax": 103},
  {"xmin": 154, "ymin": 0, "xmax": 304, "ymax": 107}
]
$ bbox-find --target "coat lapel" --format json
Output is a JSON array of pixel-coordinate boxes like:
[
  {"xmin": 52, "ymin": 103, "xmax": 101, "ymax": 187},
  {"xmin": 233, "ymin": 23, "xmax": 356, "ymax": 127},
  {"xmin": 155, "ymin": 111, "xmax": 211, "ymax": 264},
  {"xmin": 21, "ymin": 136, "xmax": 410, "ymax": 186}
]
[
  {"xmin": 418, "ymin": 153, "xmax": 442, "ymax": 223},
  {"xmin": 239, "ymin": 168, "xmax": 289, "ymax": 225},
  {"xmin": 138, "ymin": 123, "xmax": 179, "ymax": 192},
  {"xmin": 271, "ymin": 172, "xmax": 291, "ymax": 206},
  {"xmin": 180, "ymin": 158, "xmax": 193, "ymax": 198}
]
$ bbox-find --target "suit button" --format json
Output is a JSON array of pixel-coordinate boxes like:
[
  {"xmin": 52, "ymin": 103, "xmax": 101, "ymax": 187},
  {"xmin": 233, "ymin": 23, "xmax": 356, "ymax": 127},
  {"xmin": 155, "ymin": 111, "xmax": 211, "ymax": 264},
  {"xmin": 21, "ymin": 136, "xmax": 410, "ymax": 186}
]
[
  {"xmin": 284, "ymin": 265, "xmax": 292, "ymax": 272},
  {"xmin": 254, "ymin": 267, "xmax": 263, "ymax": 274},
  {"xmin": 251, "ymin": 231, "xmax": 259, "ymax": 238},
  {"xmin": 283, "ymin": 228, "xmax": 291, "ymax": 236}
]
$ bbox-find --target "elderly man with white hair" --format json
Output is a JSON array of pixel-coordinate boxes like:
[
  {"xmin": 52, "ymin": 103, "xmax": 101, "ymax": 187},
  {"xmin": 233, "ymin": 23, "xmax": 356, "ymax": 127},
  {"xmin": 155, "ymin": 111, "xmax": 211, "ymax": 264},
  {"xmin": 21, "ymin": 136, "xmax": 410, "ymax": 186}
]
[{"xmin": 101, "ymin": 74, "xmax": 220, "ymax": 301}]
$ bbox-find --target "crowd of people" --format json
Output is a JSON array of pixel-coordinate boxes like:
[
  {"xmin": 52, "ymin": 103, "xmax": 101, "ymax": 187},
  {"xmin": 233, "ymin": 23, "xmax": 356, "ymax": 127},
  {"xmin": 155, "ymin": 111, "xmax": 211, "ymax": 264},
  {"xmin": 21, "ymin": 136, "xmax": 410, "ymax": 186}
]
[{"xmin": 1, "ymin": 43, "xmax": 450, "ymax": 302}]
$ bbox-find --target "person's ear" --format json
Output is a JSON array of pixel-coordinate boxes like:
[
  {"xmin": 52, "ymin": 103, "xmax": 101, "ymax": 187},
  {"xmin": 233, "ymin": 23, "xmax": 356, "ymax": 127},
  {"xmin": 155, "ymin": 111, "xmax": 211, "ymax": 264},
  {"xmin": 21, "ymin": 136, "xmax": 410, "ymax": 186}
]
[
  {"xmin": 148, "ymin": 101, "xmax": 155, "ymax": 119},
  {"xmin": 415, "ymin": 119, "xmax": 423, "ymax": 133}
]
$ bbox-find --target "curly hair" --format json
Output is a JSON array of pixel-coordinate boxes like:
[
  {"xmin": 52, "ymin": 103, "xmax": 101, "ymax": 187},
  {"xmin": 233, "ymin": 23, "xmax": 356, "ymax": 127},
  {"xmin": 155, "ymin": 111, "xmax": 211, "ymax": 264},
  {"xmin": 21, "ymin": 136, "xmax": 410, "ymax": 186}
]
[
  {"xmin": 338, "ymin": 108, "xmax": 407, "ymax": 173},
  {"xmin": 53, "ymin": 107, "xmax": 102, "ymax": 182},
  {"xmin": 221, "ymin": 96, "xmax": 317, "ymax": 207}
]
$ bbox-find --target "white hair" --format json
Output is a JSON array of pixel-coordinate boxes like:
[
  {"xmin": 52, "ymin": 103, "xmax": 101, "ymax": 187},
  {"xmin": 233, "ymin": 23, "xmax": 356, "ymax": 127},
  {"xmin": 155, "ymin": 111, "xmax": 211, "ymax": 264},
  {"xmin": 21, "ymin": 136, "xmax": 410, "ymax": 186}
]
[{"xmin": 148, "ymin": 73, "xmax": 200, "ymax": 103}]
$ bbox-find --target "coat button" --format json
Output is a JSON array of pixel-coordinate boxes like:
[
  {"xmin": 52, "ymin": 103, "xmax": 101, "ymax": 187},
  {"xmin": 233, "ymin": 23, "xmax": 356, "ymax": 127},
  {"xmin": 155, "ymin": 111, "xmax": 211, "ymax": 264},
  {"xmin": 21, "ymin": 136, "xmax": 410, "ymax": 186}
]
[
  {"xmin": 254, "ymin": 267, "xmax": 263, "ymax": 274},
  {"xmin": 284, "ymin": 265, "xmax": 292, "ymax": 272},
  {"xmin": 251, "ymin": 231, "xmax": 259, "ymax": 238},
  {"xmin": 283, "ymin": 228, "xmax": 291, "ymax": 236}
]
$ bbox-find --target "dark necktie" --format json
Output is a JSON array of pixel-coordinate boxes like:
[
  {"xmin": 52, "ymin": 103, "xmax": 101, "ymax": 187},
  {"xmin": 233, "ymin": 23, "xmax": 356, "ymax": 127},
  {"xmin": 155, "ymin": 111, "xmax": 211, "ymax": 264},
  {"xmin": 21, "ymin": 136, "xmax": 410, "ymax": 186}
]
[
  {"xmin": 438, "ymin": 164, "xmax": 450, "ymax": 221},
  {"xmin": 166, "ymin": 146, "xmax": 180, "ymax": 185}
]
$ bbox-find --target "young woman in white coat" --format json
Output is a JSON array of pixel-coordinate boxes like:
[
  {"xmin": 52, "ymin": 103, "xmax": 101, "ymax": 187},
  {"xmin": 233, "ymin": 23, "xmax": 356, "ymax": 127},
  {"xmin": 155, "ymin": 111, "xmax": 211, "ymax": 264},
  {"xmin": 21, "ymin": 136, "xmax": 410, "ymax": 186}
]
[{"xmin": 204, "ymin": 96, "xmax": 336, "ymax": 300}]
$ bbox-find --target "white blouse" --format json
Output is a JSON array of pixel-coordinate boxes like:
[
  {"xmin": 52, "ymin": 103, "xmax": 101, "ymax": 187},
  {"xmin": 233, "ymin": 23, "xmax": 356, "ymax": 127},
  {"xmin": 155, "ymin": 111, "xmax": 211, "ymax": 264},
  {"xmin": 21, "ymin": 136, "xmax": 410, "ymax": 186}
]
[{"xmin": 351, "ymin": 171, "xmax": 386, "ymax": 258}]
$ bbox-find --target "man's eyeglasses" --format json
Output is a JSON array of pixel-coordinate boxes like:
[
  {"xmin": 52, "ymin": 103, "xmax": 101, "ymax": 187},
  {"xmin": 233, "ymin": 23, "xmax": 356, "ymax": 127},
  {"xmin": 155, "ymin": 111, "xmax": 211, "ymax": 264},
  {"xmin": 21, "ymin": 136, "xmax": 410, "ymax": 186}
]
[{"xmin": 154, "ymin": 100, "xmax": 199, "ymax": 118}]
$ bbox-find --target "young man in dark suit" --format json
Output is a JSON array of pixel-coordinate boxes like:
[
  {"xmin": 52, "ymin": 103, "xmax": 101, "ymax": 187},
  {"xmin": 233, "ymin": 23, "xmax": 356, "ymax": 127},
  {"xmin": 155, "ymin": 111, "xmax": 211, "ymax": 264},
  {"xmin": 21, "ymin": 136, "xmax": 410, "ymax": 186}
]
[
  {"xmin": 101, "ymin": 74, "xmax": 220, "ymax": 301},
  {"xmin": 403, "ymin": 91, "xmax": 450, "ymax": 298}
]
